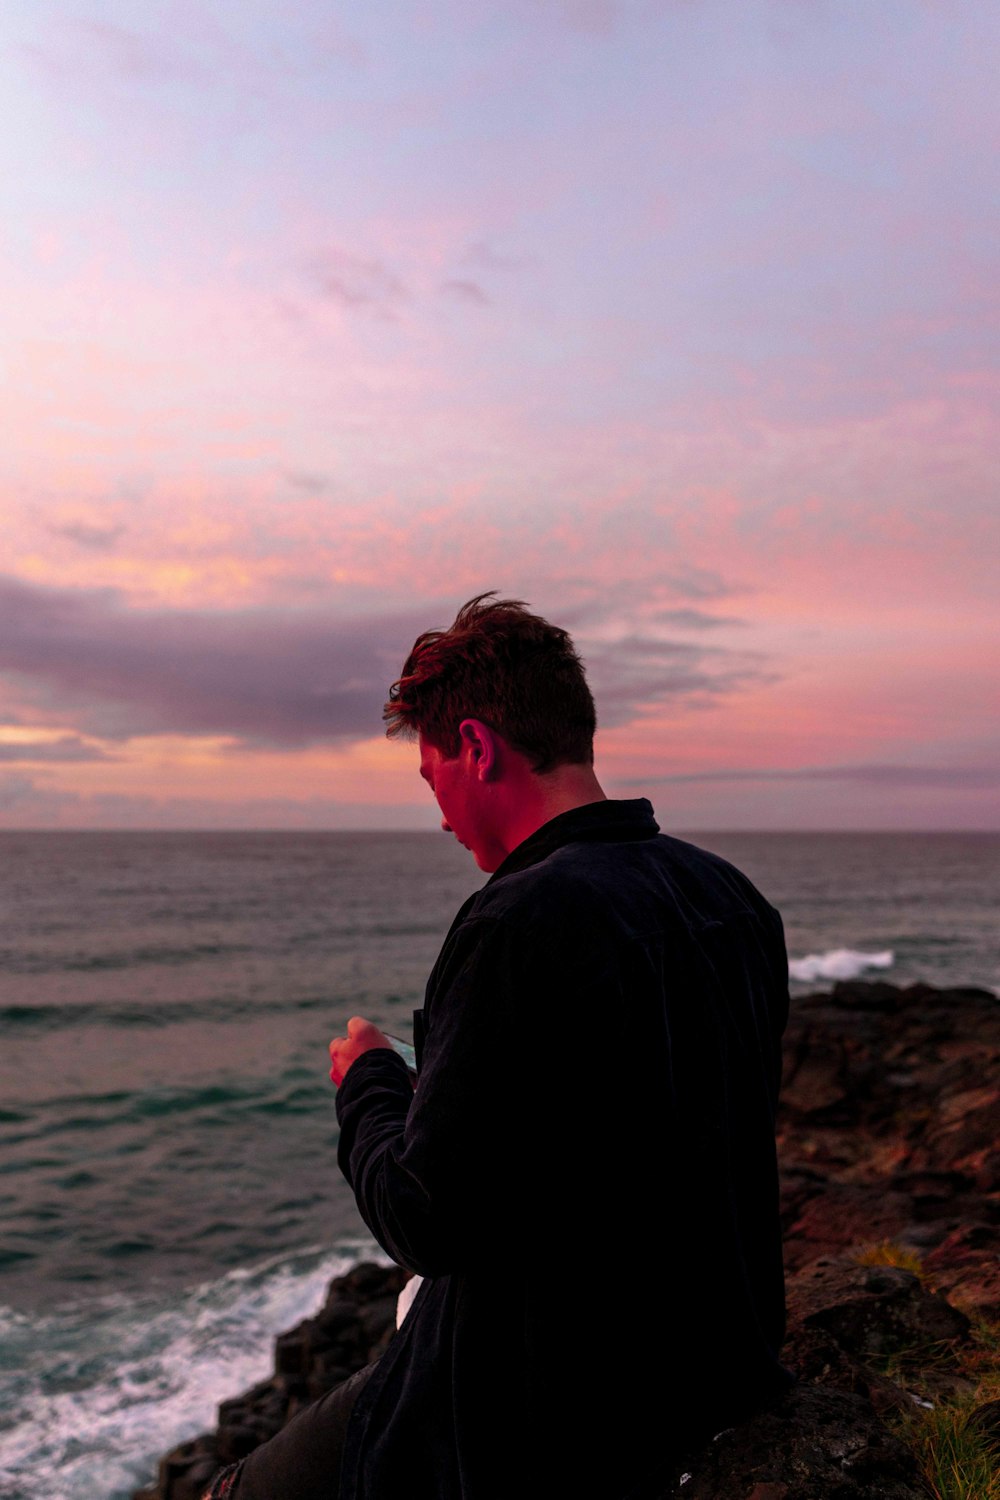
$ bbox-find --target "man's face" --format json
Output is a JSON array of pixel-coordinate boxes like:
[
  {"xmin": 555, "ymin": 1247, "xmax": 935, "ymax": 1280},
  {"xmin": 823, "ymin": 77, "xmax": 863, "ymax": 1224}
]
[{"xmin": 418, "ymin": 733, "xmax": 503, "ymax": 873}]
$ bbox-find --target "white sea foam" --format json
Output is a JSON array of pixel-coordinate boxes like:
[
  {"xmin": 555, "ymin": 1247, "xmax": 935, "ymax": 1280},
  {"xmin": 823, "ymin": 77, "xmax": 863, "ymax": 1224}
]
[
  {"xmin": 0, "ymin": 1240, "xmax": 381, "ymax": 1500},
  {"xmin": 789, "ymin": 947, "xmax": 895, "ymax": 984}
]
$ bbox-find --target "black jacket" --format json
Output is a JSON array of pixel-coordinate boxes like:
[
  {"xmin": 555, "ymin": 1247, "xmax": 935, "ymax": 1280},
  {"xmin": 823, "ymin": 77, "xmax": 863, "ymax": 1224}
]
[{"xmin": 335, "ymin": 799, "xmax": 791, "ymax": 1498}]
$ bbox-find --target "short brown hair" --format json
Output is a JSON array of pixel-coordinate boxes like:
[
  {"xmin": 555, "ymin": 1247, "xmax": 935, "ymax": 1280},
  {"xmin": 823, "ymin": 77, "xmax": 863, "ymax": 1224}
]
[{"xmin": 384, "ymin": 593, "xmax": 596, "ymax": 773}]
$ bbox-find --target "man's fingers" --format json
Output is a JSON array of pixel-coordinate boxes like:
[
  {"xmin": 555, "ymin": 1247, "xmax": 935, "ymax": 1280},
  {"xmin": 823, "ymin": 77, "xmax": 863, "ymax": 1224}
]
[
  {"xmin": 329, "ymin": 1018, "xmax": 368, "ymax": 1055},
  {"xmin": 329, "ymin": 1017, "xmax": 393, "ymax": 1088}
]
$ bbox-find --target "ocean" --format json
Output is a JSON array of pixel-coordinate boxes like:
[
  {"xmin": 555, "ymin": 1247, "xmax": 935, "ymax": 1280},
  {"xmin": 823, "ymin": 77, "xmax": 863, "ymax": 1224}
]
[{"xmin": 1, "ymin": 828, "xmax": 997, "ymax": 1499}]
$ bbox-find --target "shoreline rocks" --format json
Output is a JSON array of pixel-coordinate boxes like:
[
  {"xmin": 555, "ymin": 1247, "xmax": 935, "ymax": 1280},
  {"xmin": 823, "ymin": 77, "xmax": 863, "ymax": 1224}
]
[
  {"xmin": 778, "ymin": 981, "xmax": 999, "ymax": 1317},
  {"xmin": 133, "ymin": 1262, "xmax": 407, "ymax": 1500},
  {"xmin": 136, "ymin": 981, "xmax": 1000, "ymax": 1500}
]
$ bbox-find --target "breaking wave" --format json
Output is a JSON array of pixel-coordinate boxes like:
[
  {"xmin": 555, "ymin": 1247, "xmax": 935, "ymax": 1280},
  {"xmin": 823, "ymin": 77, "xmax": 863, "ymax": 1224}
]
[
  {"xmin": 0, "ymin": 1243, "xmax": 377, "ymax": 1500},
  {"xmin": 789, "ymin": 947, "xmax": 895, "ymax": 984}
]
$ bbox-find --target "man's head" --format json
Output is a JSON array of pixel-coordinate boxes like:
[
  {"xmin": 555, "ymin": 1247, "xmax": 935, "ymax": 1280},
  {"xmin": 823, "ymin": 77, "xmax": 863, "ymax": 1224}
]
[
  {"xmin": 383, "ymin": 593, "xmax": 596, "ymax": 770},
  {"xmin": 385, "ymin": 594, "xmax": 603, "ymax": 871}
]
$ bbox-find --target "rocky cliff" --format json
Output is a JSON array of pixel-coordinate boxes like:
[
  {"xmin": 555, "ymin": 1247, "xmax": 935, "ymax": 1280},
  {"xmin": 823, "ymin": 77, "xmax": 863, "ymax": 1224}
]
[{"xmin": 136, "ymin": 981, "xmax": 1000, "ymax": 1500}]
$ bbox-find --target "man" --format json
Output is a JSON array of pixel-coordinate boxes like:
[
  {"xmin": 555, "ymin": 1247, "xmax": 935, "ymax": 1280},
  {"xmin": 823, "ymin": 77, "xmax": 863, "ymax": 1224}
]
[{"xmin": 212, "ymin": 593, "xmax": 791, "ymax": 1499}]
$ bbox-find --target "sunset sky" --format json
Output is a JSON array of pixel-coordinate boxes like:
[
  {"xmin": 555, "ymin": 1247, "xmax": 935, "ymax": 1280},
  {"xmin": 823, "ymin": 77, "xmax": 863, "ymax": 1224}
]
[{"xmin": 1, "ymin": 0, "xmax": 997, "ymax": 830}]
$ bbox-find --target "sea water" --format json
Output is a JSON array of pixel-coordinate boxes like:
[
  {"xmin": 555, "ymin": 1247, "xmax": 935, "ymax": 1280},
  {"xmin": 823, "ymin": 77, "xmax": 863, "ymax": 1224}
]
[{"xmin": 1, "ymin": 828, "xmax": 997, "ymax": 1498}]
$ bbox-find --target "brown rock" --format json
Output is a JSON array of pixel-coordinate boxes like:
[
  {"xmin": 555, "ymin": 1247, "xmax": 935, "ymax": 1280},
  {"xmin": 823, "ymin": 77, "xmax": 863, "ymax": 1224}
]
[
  {"xmin": 138, "ymin": 984, "xmax": 999, "ymax": 1499},
  {"xmin": 924, "ymin": 1221, "xmax": 1000, "ymax": 1320},
  {"xmin": 966, "ymin": 1397, "xmax": 1000, "ymax": 1449},
  {"xmin": 788, "ymin": 1258, "xmax": 970, "ymax": 1360},
  {"xmin": 910, "ymin": 1087, "xmax": 1000, "ymax": 1187},
  {"xmin": 780, "ymin": 1320, "xmax": 913, "ymax": 1416},
  {"xmin": 782, "ymin": 1184, "xmax": 917, "ymax": 1271},
  {"xmin": 660, "ymin": 1385, "xmax": 925, "ymax": 1499}
]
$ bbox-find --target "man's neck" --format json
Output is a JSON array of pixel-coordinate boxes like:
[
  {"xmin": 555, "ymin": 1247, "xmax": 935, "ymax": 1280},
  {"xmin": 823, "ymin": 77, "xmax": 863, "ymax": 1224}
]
[{"xmin": 495, "ymin": 762, "xmax": 607, "ymax": 865}]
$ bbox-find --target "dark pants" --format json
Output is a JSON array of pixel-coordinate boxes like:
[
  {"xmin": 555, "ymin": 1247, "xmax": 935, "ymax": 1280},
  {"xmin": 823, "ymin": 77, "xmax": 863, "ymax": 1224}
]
[{"xmin": 204, "ymin": 1361, "xmax": 376, "ymax": 1500}]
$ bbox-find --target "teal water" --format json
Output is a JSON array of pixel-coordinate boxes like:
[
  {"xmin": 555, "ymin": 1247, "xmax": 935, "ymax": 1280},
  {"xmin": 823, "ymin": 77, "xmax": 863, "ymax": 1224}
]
[{"xmin": 0, "ymin": 829, "xmax": 997, "ymax": 1497}]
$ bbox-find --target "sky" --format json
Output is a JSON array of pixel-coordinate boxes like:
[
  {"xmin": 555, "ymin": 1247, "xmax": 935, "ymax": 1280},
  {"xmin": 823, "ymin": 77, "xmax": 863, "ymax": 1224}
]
[{"xmin": 0, "ymin": 0, "xmax": 997, "ymax": 831}]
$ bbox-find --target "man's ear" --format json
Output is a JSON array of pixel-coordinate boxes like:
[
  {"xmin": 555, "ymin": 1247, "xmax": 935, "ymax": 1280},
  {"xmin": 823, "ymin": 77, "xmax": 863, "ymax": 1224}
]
[{"xmin": 458, "ymin": 718, "xmax": 499, "ymax": 781}]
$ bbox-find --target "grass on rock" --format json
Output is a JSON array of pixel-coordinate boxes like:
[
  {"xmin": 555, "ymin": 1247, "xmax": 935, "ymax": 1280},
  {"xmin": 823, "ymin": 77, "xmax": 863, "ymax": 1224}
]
[{"xmin": 858, "ymin": 1245, "xmax": 1000, "ymax": 1500}]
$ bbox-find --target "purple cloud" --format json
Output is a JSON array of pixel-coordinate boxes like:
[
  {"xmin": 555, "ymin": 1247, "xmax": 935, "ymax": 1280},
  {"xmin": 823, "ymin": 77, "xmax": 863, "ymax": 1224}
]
[
  {"xmin": 48, "ymin": 520, "xmax": 126, "ymax": 552},
  {"xmin": 632, "ymin": 764, "xmax": 1000, "ymax": 791},
  {"xmin": 280, "ymin": 469, "xmax": 330, "ymax": 494},
  {"xmin": 651, "ymin": 608, "xmax": 746, "ymax": 630},
  {"xmin": 440, "ymin": 279, "xmax": 491, "ymax": 306},
  {"xmin": 0, "ymin": 577, "xmax": 769, "ymax": 747},
  {"xmin": 0, "ymin": 772, "xmax": 49, "ymax": 810},
  {"xmin": 0, "ymin": 737, "xmax": 113, "ymax": 763},
  {"xmin": 582, "ymin": 634, "xmax": 774, "ymax": 726},
  {"xmin": 0, "ymin": 575, "xmax": 420, "ymax": 746},
  {"xmin": 460, "ymin": 242, "xmax": 533, "ymax": 273},
  {"xmin": 553, "ymin": 0, "xmax": 619, "ymax": 36},
  {"xmin": 22, "ymin": 17, "xmax": 193, "ymax": 84},
  {"xmin": 310, "ymin": 249, "xmax": 408, "ymax": 316},
  {"xmin": 0, "ymin": 772, "xmax": 436, "ymax": 830},
  {"xmin": 660, "ymin": 568, "xmax": 746, "ymax": 602}
]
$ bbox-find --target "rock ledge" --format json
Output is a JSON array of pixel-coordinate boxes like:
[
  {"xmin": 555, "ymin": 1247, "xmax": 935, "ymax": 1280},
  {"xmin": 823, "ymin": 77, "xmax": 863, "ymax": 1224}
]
[{"xmin": 136, "ymin": 982, "xmax": 1000, "ymax": 1499}]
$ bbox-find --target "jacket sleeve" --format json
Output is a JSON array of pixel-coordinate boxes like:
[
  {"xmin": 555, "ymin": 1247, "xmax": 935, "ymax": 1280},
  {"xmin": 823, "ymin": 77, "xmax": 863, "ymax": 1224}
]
[{"xmin": 335, "ymin": 915, "xmax": 517, "ymax": 1277}]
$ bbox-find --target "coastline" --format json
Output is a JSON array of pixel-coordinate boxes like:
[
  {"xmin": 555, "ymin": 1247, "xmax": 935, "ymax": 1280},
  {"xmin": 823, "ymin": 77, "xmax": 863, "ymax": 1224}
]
[{"xmin": 137, "ymin": 980, "xmax": 1000, "ymax": 1499}]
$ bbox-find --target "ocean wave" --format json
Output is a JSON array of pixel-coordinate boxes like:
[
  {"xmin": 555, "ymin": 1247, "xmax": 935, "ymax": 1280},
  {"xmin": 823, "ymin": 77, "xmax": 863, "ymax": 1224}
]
[
  {"xmin": 0, "ymin": 992, "xmax": 371, "ymax": 1033},
  {"xmin": 789, "ymin": 947, "xmax": 895, "ymax": 984},
  {"xmin": 0, "ymin": 1241, "xmax": 381, "ymax": 1500},
  {"xmin": 1, "ymin": 1077, "xmax": 332, "ymax": 1159},
  {"xmin": 0, "ymin": 940, "xmax": 255, "ymax": 979}
]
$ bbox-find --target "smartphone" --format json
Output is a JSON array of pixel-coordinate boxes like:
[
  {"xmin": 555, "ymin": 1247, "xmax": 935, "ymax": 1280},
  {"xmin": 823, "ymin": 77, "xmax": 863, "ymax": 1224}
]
[{"xmin": 385, "ymin": 1033, "xmax": 418, "ymax": 1084}]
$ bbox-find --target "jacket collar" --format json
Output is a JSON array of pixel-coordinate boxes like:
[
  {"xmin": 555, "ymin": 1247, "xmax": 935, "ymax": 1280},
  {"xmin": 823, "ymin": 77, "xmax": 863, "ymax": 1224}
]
[{"xmin": 487, "ymin": 797, "xmax": 660, "ymax": 884}]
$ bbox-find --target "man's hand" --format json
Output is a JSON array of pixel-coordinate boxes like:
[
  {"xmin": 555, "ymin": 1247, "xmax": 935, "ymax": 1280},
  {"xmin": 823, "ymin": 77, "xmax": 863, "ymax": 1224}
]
[{"xmin": 329, "ymin": 1016, "xmax": 392, "ymax": 1086}]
